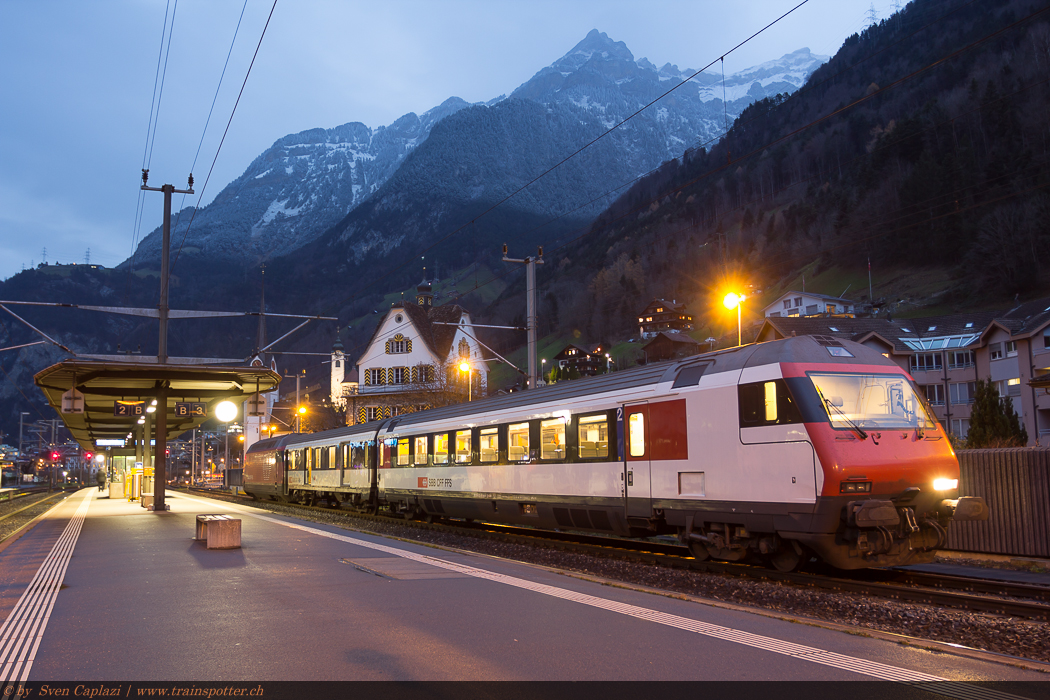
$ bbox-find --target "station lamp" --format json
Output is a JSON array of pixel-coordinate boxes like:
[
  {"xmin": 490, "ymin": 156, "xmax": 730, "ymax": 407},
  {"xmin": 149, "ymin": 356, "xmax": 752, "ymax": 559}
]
[{"xmin": 723, "ymin": 292, "xmax": 746, "ymax": 347}]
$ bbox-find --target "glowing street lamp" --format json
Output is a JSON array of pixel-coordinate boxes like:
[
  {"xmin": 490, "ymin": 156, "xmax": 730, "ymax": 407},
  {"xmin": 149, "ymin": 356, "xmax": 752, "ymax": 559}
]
[
  {"xmin": 459, "ymin": 361, "xmax": 472, "ymax": 401},
  {"xmin": 723, "ymin": 292, "xmax": 746, "ymax": 346},
  {"xmin": 297, "ymin": 405, "xmax": 306, "ymax": 433}
]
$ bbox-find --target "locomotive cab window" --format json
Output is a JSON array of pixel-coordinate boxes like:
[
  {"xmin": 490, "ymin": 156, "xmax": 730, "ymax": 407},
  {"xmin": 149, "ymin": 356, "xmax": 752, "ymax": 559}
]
[
  {"xmin": 396, "ymin": 438, "xmax": 410, "ymax": 467},
  {"xmin": 455, "ymin": 430, "xmax": 471, "ymax": 463},
  {"xmin": 739, "ymin": 379, "xmax": 802, "ymax": 427},
  {"xmin": 479, "ymin": 428, "xmax": 498, "ymax": 463},
  {"xmin": 577, "ymin": 414, "xmax": 609, "ymax": 459},
  {"xmin": 508, "ymin": 422, "xmax": 529, "ymax": 462},
  {"xmin": 434, "ymin": 433, "xmax": 449, "ymax": 465},
  {"xmin": 414, "ymin": 436, "xmax": 428, "ymax": 466},
  {"xmin": 540, "ymin": 418, "xmax": 566, "ymax": 460}
]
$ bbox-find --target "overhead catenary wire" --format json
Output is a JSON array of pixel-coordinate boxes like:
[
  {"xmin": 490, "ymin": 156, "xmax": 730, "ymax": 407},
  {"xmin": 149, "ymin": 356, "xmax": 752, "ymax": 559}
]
[
  {"xmin": 169, "ymin": 0, "xmax": 278, "ymax": 276},
  {"xmin": 168, "ymin": 0, "xmax": 251, "ymax": 256},
  {"xmin": 124, "ymin": 0, "xmax": 175, "ymax": 304},
  {"xmin": 379, "ymin": 11, "xmax": 1050, "ymax": 347},
  {"xmin": 308, "ymin": 1, "xmax": 813, "ymax": 330}
]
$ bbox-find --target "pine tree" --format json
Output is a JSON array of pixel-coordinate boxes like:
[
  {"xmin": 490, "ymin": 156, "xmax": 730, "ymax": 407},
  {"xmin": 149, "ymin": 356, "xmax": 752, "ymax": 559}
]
[{"xmin": 966, "ymin": 378, "xmax": 1028, "ymax": 448}]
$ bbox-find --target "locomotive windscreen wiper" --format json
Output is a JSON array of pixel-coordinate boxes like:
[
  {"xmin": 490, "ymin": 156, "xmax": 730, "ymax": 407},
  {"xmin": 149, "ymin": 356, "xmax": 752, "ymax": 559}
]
[{"xmin": 816, "ymin": 388, "xmax": 868, "ymax": 440}]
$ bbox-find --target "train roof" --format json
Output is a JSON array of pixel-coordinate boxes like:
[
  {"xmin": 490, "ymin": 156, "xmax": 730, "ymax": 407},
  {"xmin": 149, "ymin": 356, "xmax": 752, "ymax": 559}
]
[{"xmin": 265, "ymin": 335, "xmax": 900, "ymax": 449}]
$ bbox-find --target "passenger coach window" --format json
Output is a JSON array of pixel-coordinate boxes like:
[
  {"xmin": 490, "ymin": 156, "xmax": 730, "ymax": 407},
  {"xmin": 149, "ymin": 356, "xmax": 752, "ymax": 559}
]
[
  {"xmin": 739, "ymin": 379, "xmax": 803, "ymax": 427},
  {"xmin": 350, "ymin": 444, "xmax": 368, "ymax": 469},
  {"xmin": 577, "ymin": 414, "xmax": 609, "ymax": 459},
  {"xmin": 540, "ymin": 419, "xmax": 565, "ymax": 460},
  {"xmin": 414, "ymin": 436, "xmax": 428, "ymax": 466},
  {"xmin": 455, "ymin": 430, "xmax": 471, "ymax": 463},
  {"xmin": 479, "ymin": 428, "xmax": 498, "ymax": 463},
  {"xmin": 396, "ymin": 438, "xmax": 410, "ymax": 466},
  {"xmin": 508, "ymin": 423, "xmax": 529, "ymax": 462},
  {"xmin": 434, "ymin": 434, "xmax": 449, "ymax": 464},
  {"xmin": 628, "ymin": 413, "xmax": 645, "ymax": 457}
]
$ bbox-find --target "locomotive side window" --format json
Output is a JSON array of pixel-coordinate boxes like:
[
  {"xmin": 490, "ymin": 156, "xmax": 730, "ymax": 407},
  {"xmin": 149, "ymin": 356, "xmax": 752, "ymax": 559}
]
[
  {"xmin": 739, "ymin": 380, "xmax": 802, "ymax": 427},
  {"xmin": 577, "ymin": 414, "xmax": 609, "ymax": 459},
  {"xmin": 455, "ymin": 430, "xmax": 471, "ymax": 463},
  {"xmin": 479, "ymin": 428, "xmax": 498, "ymax": 463},
  {"xmin": 414, "ymin": 436, "xmax": 428, "ymax": 466},
  {"xmin": 507, "ymin": 422, "xmax": 529, "ymax": 462},
  {"xmin": 540, "ymin": 418, "xmax": 565, "ymax": 460},
  {"xmin": 396, "ymin": 438, "xmax": 410, "ymax": 467},
  {"xmin": 628, "ymin": 412, "xmax": 645, "ymax": 457},
  {"xmin": 434, "ymin": 433, "xmax": 450, "ymax": 464}
]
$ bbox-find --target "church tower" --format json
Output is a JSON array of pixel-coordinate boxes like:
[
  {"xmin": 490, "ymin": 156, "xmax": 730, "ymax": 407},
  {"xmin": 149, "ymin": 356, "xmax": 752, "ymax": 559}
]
[
  {"xmin": 331, "ymin": 336, "xmax": 346, "ymax": 408},
  {"xmin": 416, "ymin": 277, "xmax": 433, "ymax": 311}
]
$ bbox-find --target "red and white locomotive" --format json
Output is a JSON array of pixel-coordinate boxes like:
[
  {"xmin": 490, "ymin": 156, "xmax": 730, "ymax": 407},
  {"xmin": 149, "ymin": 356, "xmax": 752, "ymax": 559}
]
[{"xmin": 244, "ymin": 335, "xmax": 987, "ymax": 570}]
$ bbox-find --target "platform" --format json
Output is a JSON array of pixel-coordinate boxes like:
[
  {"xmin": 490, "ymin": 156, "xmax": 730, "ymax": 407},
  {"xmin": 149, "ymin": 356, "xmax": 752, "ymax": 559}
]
[{"xmin": 0, "ymin": 488, "xmax": 1047, "ymax": 685}]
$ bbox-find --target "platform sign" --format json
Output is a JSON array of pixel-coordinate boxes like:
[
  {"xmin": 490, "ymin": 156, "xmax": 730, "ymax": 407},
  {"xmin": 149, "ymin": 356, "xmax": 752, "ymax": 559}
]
[
  {"xmin": 174, "ymin": 401, "xmax": 207, "ymax": 417},
  {"xmin": 114, "ymin": 400, "xmax": 145, "ymax": 417},
  {"xmin": 61, "ymin": 388, "xmax": 85, "ymax": 414}
]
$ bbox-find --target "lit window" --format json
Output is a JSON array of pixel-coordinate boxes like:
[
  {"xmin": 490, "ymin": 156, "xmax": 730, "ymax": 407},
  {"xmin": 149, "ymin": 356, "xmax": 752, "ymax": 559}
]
[
  {"xmin": 396, "ymin": 439, "xmax": 410, "ymax": 467},
  {"xmin": 629, "ymin": 412, "xmax": 645, "ymax": 457},
  {"xmin": 479, "ymin": 428, "xmax": 498, "ymax": 463},
  {"xmin": 414, "ymin": 436, "xmax": 427, "ymax": 465},
  {"xmin": 434, "ymin": 434, "xmax": 449, "ymax": 464},
  {"xmin": 455, "ymin": 430, "xmax": 471, "ymax": 463},
  {"xmin": 540, "ymin": 418, "xmax": 566, "ymax": 460},
  {"xmin": 577, "ymin": 415, "xmax": 609, "ymax": 459},
  {"xmin": 508, "ymin": 423, "xmax": 529, "ymax": 461}
]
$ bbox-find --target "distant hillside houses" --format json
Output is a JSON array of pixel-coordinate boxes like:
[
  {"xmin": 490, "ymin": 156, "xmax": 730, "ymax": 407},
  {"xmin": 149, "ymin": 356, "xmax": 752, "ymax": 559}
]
[
  {"xmin": 757, "ymin": 296, "xmax": 1050, "ymax": 446},
  {"xmin": 638, "ymin": 298, "xmax": 694, "ymax": 339},
  {"xmin": 331, "ymin": 280, "xmax": 486, "ymax": 423},
  {"xmin": 763, "ymin": 291, "xmax": 855, "ymax": 318}
]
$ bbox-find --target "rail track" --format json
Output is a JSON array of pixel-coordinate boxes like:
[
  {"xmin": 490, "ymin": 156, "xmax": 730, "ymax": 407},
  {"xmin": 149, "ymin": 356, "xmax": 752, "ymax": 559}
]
[{"xmin": 182, "ymin": 487, "xmax": 1050, "ymax": 621}]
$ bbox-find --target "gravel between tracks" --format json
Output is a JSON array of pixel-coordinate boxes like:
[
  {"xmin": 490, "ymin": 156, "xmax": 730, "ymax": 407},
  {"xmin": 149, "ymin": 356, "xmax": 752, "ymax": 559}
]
[
  {"xmin": 239, "ymin": 499, "xmax": 1050, "ymax": 666},
  {"xmin": 0, "ymin": 492, "xmax": 69, "ymax": 543}
]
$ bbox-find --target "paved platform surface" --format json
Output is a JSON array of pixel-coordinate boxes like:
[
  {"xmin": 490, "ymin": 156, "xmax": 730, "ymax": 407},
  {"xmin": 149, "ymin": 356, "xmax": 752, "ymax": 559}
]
[{"xmin": 0, "ymin": 488, "xmax": 1048, "ymax": 685}]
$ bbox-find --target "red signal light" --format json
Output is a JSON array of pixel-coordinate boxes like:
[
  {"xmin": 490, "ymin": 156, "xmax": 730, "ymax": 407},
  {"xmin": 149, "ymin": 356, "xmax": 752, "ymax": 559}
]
[
  {"xmin": 51, "ymin": 452, "xmax": 60, "ymax": 461},
  {"xmin": 84, "ymin": 452, "xmax": 93, "ymax": 460}
]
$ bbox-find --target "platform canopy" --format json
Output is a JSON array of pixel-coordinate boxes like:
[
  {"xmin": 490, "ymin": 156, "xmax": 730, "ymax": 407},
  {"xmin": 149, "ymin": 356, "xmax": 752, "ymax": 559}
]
[{"xmin": 34, "ymin": 360, "xmax": 281, "ymax": 451}]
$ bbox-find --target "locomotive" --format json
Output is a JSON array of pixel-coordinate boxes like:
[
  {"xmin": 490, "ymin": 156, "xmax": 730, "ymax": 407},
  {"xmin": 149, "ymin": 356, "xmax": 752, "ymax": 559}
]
[{"xmin": 244, "ymin": 335, "xmax": 988, "ymax": 571}]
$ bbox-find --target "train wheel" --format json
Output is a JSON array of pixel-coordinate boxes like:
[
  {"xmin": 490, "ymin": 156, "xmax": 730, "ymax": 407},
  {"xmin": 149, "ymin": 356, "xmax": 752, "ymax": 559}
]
[
  {"xmin": 770, "ymin": 545, "xmax": 801, "ymax": 572},
  {"xmin": 687, "ymin": 541, "xmax": 710, "ymax": 561}
]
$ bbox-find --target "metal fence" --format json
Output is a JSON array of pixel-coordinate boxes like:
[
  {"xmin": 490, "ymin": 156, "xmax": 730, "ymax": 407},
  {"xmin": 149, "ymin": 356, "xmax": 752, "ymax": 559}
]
[{"xmin": 945, "ymin": 447, "xmax": 1050, "ymax": 557}]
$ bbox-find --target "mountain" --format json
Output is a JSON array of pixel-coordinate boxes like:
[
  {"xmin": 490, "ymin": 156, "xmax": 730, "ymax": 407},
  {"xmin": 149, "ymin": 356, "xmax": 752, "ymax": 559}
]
[
  {"xmin": 128, "ymin": 97, "xmax": 470, "ymax": 264},
  {"xmin": 531, "ymin": 0, "xmax": 1050, "ymax": 343},
  {"xmin": 127, "ymin": 32, "xmax": 826, "ymax": 268}
]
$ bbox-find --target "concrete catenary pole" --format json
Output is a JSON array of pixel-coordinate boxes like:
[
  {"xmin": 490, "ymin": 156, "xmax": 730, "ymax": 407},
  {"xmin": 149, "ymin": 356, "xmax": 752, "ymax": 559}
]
[{"xmin": 502, "ymin": 245, "xmax": 545, "ymax": 389}]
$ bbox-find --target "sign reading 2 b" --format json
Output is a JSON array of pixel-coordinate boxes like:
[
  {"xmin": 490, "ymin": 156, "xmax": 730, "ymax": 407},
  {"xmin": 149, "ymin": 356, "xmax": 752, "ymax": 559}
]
[
  {"xmin": 113, "ymin": 401, "xmax": 145, "ymax": 416},
  {"xmin": 175, "ymin": 402, "xmax": 207, "ymax": 417}
]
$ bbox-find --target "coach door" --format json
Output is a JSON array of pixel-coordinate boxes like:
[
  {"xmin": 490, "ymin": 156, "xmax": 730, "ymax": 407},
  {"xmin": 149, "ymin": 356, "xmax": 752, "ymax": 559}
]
[{"xmin": 623, "ymin": 403, "xmax": 652, "ymax": 518}]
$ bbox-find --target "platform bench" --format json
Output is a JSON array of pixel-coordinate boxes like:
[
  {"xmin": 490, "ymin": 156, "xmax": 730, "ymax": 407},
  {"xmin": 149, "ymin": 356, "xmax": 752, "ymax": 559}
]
[{"xmin": 195, "ymin": 514, "xmax": 241, "ymax": 550}]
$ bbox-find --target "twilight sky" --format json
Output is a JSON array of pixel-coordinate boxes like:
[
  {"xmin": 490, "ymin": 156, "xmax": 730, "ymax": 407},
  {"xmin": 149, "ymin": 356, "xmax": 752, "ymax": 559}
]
[{"xmin": 0, "ymin": 0, "xmax": 887, "ymax": 282}]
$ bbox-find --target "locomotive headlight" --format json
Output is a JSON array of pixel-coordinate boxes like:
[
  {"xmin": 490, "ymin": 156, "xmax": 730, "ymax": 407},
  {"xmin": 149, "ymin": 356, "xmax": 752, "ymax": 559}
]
[{"xmin": 933, "ymin": 478, "xmax": 958, "ymax": 491}]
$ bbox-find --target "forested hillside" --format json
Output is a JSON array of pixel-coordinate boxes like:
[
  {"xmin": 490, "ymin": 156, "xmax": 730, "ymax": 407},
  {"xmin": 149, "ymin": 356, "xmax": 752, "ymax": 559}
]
[{"xmin": 517, "ymin": 0, "xmax": 1050, "ymax": 344}]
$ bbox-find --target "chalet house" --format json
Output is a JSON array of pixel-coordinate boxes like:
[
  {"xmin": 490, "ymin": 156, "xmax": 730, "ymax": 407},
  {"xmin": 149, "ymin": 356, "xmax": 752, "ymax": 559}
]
[
  {"xmin": 763, "ymin": 291, "xmax": 855, "ymax": 318},
  {"xmin": 331, "ymin": 280, "xmax": 486, "ymax": 424},
  {"xmin": 756, "ymin": 297, "xmax": 1050, "ymax": 445},
  {"xmin": 552, "ymin": 344, "xmax": 602, "ymax": 377},
  {"xmin": 641, "ymin": 332, "xmax": 702, "ymax": 363},
  {"xmin": 637, "ymin": 298, "xmax": 694, "ymax": 339}
]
